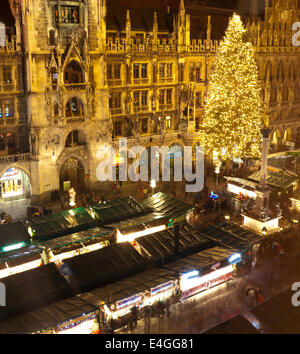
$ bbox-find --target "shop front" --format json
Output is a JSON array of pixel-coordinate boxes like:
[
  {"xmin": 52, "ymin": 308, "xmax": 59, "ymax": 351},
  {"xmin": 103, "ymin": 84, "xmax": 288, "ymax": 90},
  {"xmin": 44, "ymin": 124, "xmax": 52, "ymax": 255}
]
[{"xmin": 0, "ymin": 167, "xmax": 30, "ymax": 201}]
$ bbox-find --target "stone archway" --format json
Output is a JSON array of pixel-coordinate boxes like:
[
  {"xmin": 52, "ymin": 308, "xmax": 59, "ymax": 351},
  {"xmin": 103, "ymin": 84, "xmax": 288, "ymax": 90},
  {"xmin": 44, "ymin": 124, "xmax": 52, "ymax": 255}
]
[
  {"xmin": 59, "ymin": 157, "xmax": 85, "ymax": 193},
  {"xmin": 0, "ymin": 166, "xmax": 31, "ymax": 219}
]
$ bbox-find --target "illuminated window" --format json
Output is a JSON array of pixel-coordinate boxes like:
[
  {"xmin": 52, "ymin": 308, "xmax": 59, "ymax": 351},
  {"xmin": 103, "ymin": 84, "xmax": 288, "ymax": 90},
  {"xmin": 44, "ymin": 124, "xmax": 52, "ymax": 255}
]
[
  {"xmin": 0, "ymin": 100, "xmax": 14, "ymax": 118},
  {"xmin": 165, "ymin": 116, "xmax": 172, "ymax": 129},
  {"xmin": 54, "ymin": 5, "xmax": 80, "ymax": 25},
  {"xmin": 65, "ymin": 97, "xmax": 83, "ymax": 117},
  {"xmin": 2, "ymin": 66, "xmax": 11, "ymax": 84}
]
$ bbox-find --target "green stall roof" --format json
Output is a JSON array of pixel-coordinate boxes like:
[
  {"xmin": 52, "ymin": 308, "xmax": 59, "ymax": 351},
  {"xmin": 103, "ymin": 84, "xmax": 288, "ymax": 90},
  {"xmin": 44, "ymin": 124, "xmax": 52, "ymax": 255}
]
[
  {"xmin": 28, "ymin": 207, "xmax": 97, "ymax": 242},
  {"xmin": 248, "ymin": 168, "xmax": 298, "ymax": 191},
  {"xmin": 0, "ymin": 293, "xmax": 97, "ymax": 334},
  {"xmin": 90, "ymin": 196, "xmax": 148, "ymax": 225},
  {"xmin": 40, "ymin": 227, "xmax": 113, "ymax": 254},
  {"xmin": 0, "ymin": 221, "xmax": 31, "ymax": 253},
  {"xmin": 135, "ymin": 222, "xmax": 215, "ymax": 265},
  {"xmin": 0, "ymin": 263, "xmax": 72, "ymax": 321},
  {"xmin": 142, "ymin": 192, "xmax": 192, "ymax": 218},
  {"xmin": 62, "ymin": 242, "xmax": 147, "ymax": 292},
  {"xmin": 200, "ymin": 222, "xmax": 261, "ymax": 252}
]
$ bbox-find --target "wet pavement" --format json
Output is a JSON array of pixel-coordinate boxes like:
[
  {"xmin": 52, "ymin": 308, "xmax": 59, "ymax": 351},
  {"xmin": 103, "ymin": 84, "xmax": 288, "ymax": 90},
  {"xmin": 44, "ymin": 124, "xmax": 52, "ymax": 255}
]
[{"xmin": 114, "ymin": 246, "xmax": 300, "ymax": 334}]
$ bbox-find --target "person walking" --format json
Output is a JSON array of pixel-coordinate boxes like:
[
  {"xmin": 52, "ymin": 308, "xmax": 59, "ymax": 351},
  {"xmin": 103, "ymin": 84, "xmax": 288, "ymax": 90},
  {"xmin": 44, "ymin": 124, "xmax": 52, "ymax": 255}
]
[
  {"xmin": 143, "ymin": 305, "xmax": 151, "ymax": 334},
  {"xmin": 157, "ymin": 300, "xmax": 165, "ymax": 332},
  {"xmin": 130, "ymin": 305, "xmax": 139, "ymax": 329}
]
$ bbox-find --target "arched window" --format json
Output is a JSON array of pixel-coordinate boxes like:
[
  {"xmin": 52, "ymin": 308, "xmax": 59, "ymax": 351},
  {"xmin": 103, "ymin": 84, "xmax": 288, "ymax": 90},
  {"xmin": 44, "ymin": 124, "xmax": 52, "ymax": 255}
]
[
  {"xmin": 65, "ymin": 97, "xmax": 84, "ymax": 117},
  {"xmin": 64, "ymin": 61, "xmax": 84, "ymax": 84},
  {"xmin": 50, "ymin": 67, "xmax": 58, "ymax": 88},
  {"xmin": 54, "ymin": 102, "xmax": 59, "ymax": 117},
  {"xmin": 49, "ymin": 30, "xmax": 56, "ymax": 46},
  {"xmin": 65, "ymin": 130, "xmax": 86, "ymax": 147}
]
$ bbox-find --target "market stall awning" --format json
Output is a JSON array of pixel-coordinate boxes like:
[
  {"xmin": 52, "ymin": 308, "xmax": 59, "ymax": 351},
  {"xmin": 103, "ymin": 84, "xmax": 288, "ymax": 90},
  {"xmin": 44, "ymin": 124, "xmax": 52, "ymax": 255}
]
[
  {"xmin": 0, "ymin": 221, "xmax": 31, "ymax": 253},
  {"xmin": 0, "ymin": 293, "xmax": 97, "ymax": 334},
  {"xmin": 142, "ymin": 192, "xmax": 192, "ymax": 217},
  {"xmin": 248, "ymin": 167, "xmax": 298, "ymax": 190},
  {"xmin": 87, "ymin": 268, "xmax": 175, "ymax": 307},
  {"xmin": 135, "ymin": 223, "xmax": 215, "ymax": 265},
  {"xmin": 28, "ymin": 207, "xmax": 97, "ymax": 242},
  {"xmin": 62, "ymin": 242, "xmax": 147, "ymax": 292},
  {"xmin": 0, "ymin": 263, "xmax": 72, "ymax": 321},
  {"xmin": 0, "ymin": 245, "xmax": 43, "ymax": 271},
  {"xmin": 90, "ymin": 196, "xmax": 148, "ymax": 225},
  {"xmin": 161, "ymin": 246, "xmax": 234, "ymax": 276},
  {"xmin": 200, "ymin": 222, "xmax": 261, "ymax": 252},
  {"xmin": 104, "ymin": 212, "xmax": 166, "ymax": 233},
  {"xmin": 40, "ymin": 227, "xmax": 113, "ymax": 255}
]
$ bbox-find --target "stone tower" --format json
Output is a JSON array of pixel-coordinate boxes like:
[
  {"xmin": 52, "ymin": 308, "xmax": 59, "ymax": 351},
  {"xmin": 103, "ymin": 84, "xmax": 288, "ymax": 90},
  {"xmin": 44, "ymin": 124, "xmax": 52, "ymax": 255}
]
[{"xmin": 9, "ymin": 0, "xmax": 110, "ymax": 203}]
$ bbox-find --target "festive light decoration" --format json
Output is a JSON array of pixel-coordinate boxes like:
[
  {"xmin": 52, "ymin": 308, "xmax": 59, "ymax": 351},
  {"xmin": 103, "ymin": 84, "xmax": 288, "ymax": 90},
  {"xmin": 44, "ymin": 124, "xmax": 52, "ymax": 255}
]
[{"xmin": 200, "ymin": 14, "xmax": 263, "ymax": 161}]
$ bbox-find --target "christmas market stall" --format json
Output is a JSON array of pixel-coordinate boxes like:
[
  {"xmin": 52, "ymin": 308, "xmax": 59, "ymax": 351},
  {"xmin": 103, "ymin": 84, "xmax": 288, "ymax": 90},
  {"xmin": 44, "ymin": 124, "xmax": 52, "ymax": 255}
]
[
  {"xmin": 200, "ymin": 222, "xmax": 262, "ymax": 273},
  {"xmin": 28, "ymin": 207, "xmax": 98, "ymax": 242},
  {"xmin": 161, "ymin": 246, "xmax": 236, "ymax": 300},
  {"xmin": 142, "ymin": 192, "xmax": 192, "ymax": 218},
  {"xmin": 0, "ymin": 245, "xmax": 44, "ymax": 279},
  {"xmin": 0, "ymin": 263, "xmax": 72, "ymax": 321},
  {"xmin": 90, "ymin": 196, "xmax": 148, "ymax": 225},
  {"xmin": 0, "ymin": 221, "xmax": 32, "ymax": 254},
  {"xmin": 61, "ymin": 242, "xmax": 147, "ymax": 292},
  {"xmin": 0, "ymin": 293, "xmax": 99, "ymax": 334},
  {"xmin": 248, "ymin": 166, "xmax": 298, "ymax": 199},
  {"xmin": 40, "ymin": 227, "xmax": 113, "ymax": 264},
  {"xmin": 135, "ymin": 222, "xmax": 215, "ymax": 265}
]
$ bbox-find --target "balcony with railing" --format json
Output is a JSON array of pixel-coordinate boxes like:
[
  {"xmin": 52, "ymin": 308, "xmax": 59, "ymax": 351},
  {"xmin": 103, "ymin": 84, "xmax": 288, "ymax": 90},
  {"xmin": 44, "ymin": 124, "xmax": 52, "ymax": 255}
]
[
  {"xmin": 0, "ymin": 35, "xmax": 17, "ymax": 52},
  {"xmin": 64, "ymin": 83, "xmax": 87, "ymax": 91},
  {"xmin": 0, "ymin": 153, "xmax": 31, "ymax": 165}
]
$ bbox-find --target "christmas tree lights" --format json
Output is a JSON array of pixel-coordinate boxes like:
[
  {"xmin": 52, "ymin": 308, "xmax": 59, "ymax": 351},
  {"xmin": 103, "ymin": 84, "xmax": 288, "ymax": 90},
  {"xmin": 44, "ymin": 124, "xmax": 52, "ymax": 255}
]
[{"xmin": 200, "ymin": 14, "xmax": 263, "ymax": 162}]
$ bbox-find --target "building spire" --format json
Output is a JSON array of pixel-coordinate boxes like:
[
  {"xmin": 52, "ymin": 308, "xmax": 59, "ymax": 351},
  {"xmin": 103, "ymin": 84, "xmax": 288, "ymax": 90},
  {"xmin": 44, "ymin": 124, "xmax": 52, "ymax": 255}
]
[
  {"xmin": 179, "ymin": 0, "xmax": 185, "ymax": 26},
  {"xmin": 153, "ymin": 12, "xmax": 158, "ymax": 41},
  {"xmin": 126, "ymin": 10, "xmax": 131, "ymax": 43},
  {"xmin": 207, "ymin": 16, "xmax": 211, "ymax": 42}
]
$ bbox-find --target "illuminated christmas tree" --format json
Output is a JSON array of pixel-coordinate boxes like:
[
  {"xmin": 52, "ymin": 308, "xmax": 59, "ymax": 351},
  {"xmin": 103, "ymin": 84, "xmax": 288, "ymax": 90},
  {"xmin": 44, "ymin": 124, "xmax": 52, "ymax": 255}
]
[{"xmin": 200, "ymin": 14, "xmax": 263, "ymax": 162}]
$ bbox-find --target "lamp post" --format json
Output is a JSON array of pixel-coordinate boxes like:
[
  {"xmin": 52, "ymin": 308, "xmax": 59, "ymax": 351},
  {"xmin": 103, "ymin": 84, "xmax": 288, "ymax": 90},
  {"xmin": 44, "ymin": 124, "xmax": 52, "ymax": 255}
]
[{"xmin": 215, "ymin": 166, "xmax": 220, "ymax": 189}]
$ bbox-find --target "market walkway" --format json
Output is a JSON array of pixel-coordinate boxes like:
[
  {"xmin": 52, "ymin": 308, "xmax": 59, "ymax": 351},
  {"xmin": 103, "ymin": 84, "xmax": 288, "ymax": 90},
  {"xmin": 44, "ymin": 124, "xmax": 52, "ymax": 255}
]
[{"xmin": 115, "ymin": 250, "xmax": 300, "ymax": 334}]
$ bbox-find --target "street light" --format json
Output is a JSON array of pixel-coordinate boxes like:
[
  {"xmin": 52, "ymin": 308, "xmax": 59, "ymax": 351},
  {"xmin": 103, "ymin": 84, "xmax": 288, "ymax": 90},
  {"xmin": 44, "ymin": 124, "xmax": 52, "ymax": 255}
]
[
  {"xmin": 150, "ymin": 179, "xmax": 156, "ymax": 195},
  {"xmin": 261, "ymin": 226, "xmax": 268, "ymax": 237},
  {"xmin": 215, "ymin": 166, "xmax": 220, "ymax": 189}
]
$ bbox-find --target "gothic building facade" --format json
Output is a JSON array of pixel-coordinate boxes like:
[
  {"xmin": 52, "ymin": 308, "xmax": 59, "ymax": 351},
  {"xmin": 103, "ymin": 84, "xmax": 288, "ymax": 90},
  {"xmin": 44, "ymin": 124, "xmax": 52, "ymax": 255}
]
[{"xmin": 0, "ymin": 0, "xmax": 298, "ymax": 209}]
